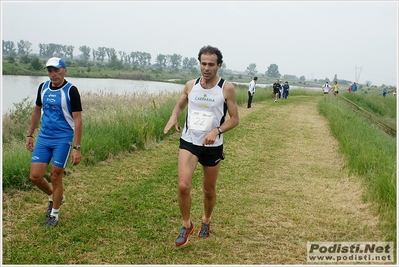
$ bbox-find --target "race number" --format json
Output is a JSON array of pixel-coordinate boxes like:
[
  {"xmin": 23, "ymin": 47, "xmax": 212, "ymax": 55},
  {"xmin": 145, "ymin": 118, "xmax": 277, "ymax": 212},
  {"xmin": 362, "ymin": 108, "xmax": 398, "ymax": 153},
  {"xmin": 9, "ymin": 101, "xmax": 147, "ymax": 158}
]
[{"xmin": 189, "ymin": 110, "xmax": 213, "ymax": 131}]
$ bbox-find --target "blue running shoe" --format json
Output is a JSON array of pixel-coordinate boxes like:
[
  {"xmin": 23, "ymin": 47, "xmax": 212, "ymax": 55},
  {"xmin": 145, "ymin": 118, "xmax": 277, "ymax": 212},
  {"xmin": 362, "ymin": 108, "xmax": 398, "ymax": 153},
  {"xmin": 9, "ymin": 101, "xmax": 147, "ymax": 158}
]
[
  {"xmin": 175, "ymin": 222, "xmax": 194, "ymax": 247},
  {"xmin": 198, "ymin": 222, "xmax": 210, "ymax": 238}
]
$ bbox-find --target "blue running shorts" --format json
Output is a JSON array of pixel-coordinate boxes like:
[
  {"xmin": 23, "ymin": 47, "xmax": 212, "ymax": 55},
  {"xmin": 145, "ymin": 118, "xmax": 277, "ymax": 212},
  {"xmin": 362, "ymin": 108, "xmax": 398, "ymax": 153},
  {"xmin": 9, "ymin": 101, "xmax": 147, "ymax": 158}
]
[{"xmin": 31, "ymin": 136, "xmax": 72, "ymax": 168}]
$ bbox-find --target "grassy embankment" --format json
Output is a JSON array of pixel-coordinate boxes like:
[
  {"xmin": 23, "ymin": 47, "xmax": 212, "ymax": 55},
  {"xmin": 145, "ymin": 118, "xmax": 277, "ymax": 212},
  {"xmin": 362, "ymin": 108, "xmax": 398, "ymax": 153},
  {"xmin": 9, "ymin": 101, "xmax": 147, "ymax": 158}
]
[
  {"xmin": 318, "ymin": 92, "xmax": 396, "ymax": 242},
  {"xmin": 2, "ymin": 84, "xmax": 396, "ymax": 264}
]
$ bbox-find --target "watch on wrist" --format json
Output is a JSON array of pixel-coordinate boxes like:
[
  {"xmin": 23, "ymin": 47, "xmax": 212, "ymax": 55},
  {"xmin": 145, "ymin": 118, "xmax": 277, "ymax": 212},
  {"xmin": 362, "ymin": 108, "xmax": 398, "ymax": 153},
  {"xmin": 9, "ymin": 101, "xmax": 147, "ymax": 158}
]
[
  {"xmin": 217, "ymin": 127, "xmax": 223, "ymax": 134},
  {"xmin": 73, "ymin": 145, "xmax": 81, "ymax": 151}
]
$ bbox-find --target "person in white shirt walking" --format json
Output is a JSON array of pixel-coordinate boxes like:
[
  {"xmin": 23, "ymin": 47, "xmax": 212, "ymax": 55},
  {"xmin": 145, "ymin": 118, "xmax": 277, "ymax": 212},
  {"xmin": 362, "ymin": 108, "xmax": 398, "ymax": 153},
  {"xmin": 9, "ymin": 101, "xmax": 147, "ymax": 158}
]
[
  {"xmin": 247, "ymin": 76, "xmax": 258, "ymax": 108},
  {"xmin": 322, "ymin": 81, "xmax": 332, "ymax": 97}
]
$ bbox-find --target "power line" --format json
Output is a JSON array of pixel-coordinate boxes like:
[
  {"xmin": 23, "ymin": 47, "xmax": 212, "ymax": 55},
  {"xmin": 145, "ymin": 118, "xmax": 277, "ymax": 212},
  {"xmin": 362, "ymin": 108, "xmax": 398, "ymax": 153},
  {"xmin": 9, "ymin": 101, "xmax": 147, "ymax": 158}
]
[{"xmin": 354, "ymin": 65, "xmax": 363, "ymax": 83}]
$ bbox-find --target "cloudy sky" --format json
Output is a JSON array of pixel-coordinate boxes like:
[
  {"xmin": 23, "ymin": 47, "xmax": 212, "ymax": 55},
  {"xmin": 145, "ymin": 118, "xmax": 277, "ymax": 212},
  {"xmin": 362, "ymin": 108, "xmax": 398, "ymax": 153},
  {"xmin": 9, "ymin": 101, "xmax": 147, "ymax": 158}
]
[{"xmin": 1, "ymin": 1, "xmax": 398, "ymax": 86}]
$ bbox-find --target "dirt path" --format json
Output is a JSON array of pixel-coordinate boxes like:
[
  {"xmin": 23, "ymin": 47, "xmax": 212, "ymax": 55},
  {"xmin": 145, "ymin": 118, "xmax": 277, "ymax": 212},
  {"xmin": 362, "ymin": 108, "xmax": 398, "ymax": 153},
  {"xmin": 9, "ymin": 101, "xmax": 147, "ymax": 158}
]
[{"xmin": 2, "ymin": 96, "xmax": 383, "ymax": 264}]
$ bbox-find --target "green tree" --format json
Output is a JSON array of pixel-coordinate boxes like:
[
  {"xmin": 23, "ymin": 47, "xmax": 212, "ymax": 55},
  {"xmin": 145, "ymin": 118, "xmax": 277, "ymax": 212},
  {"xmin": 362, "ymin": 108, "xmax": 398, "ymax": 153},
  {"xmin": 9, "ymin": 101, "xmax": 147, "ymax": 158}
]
[
  {"xmin": 169, "ymin": 53, "xmax": 182, "ymax": 70},
  {"xmin": 20, "ymin": 55, "xmax": 32, "ymax": 64},
  {"xmin": 300, "ymin": 76, "xmax": 306, "ymax": 81},
  {"xmin": 105, "ymin": 48, "xmax": 117, "ymax": 61},
  {"xmin": 31, "ymin": 57, "xmax": 43, "ymax": 70},
  {"xmin": 182, "ymin": 57, "xmax": 189, "ymax": 69},
  {"xmin": 92, "ymin": 49, "xmax": 97, "ymax": 62},
  {"xmin": 2, "ymin": 40, "xmax": 16, "ymax": 55},
  {"xmin": 63, "ymin": 45, "xmax": 74, "ymax": 59},
  {"xmin": 246, "ymin": 63, "xmax": 257, "ymax": 76},
  {"xmin": 188, "ymin": 57, "xmax": 198, "ymax": 69},
  {"xmin": 96, "ymin": 47, "xmax": 107, "ymax": 62},
  {"xmin": 38, "ymin": 43, "xmax": 63, "ymax": 57},
  {"xmin": 6, "ymin": 55, "xmax": 15, "ymax": 63},
  {"xmin": 79, "ymin": 45, "xmax": 91, "ymax": 61},
  {"xmin": 130, "ymin": 51, "xmax": 140, "ymax": 65},
  {"xmin": 155, "ymin": 54, "xmax": 167, "ymax": 67},
  {"xmin": 17, "ymin": 40, "xmax": 32, "ymax": 56},
  {"xmin": 219, "ymin": 63, "xmax": 227, "ymax": 75},
  {"xmin": 182, "ymin": 57, "xmax": 197, "ymax": 70},
  {"xmin": 137, "ymin": 52, "xmax": 151, "ymax": 66},
  {"xmin": 118, "ymin": 51, "xmax": 127, "ymax": 64},
  {"xmin": 265, "ymin": 64, "xmax": 280, "ymax": 78},
  {"xmin": 108, "ymin": 54, "xmax": 123, "ymax": 69}
]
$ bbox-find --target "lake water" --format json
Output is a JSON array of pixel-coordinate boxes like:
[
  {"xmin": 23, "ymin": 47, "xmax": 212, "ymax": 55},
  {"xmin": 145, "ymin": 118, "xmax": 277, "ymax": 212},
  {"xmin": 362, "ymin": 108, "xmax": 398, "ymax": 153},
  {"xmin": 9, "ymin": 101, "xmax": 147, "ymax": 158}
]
[
  {"xmin": 1, "ymin": 75, "xmax": 185, "ymax": 114},
  {"xmin": 1, "ymin": 75, "xmax": 321, "ymax": 114}
]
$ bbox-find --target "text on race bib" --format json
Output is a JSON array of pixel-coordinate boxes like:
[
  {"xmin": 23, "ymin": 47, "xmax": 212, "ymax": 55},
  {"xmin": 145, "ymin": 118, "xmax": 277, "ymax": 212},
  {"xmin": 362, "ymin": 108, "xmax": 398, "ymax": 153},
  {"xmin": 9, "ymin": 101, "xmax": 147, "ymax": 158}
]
[{"xmin": 189, "ymin": 110, "xmax": 213, "ymax": 131}]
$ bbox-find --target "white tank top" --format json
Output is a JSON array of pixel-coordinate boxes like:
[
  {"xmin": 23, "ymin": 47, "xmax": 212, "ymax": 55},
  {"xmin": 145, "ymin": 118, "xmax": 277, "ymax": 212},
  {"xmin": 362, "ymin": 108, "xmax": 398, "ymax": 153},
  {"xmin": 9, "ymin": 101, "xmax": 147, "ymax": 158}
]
[{"xmin": 181, "ymin": 77, "xmax": 227, "ymax": 146}]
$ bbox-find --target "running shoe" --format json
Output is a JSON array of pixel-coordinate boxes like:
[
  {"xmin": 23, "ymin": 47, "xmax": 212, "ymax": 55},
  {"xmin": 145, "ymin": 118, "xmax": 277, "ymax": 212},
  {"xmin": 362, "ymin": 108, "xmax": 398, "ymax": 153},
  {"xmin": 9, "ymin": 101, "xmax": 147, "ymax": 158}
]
[
  {"xmin": 198, "ymin": 222, "xmax": 210, "ymax": 238},
  {"xmin": 44, "ymin": 215, "xmax": 58, "ymax": 227},
  {"xmin": 46, "ymin": 195, "xmax": 66, "ymax": 217},
  {"xmin": 175, "ymin": 222, "xmax": 194, "ymax": 247}
]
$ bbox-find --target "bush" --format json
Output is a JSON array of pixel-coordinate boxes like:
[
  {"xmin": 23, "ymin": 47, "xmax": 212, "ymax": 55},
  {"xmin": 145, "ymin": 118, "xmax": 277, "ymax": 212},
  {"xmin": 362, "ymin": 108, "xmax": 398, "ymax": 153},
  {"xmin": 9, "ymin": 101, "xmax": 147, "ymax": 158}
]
[
  {"xmin": 30, "ymin": 57, "xmax": 44, "ymax": 71},
  {"xmin": 20, "ymin": 55, "xmax": 32, "ymax": 64},
  {"xmin": 2, "ymin": 97, "xmax": 35, "ymax": 143}
]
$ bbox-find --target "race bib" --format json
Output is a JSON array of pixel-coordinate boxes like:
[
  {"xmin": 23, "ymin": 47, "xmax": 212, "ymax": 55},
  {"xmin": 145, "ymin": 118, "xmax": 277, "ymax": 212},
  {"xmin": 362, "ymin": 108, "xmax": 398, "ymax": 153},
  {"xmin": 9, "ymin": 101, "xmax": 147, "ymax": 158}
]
[{"xmin": 189, "ymin": 110, "xmax": 213, "ymax": 132}]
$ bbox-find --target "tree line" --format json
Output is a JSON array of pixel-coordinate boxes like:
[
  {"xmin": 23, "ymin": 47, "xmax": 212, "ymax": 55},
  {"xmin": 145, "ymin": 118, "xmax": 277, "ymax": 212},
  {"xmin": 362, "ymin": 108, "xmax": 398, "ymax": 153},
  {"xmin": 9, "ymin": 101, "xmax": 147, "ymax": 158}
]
[{"xmin": 3, "ymin": 39, "xmax": 283, "ymax": 78}]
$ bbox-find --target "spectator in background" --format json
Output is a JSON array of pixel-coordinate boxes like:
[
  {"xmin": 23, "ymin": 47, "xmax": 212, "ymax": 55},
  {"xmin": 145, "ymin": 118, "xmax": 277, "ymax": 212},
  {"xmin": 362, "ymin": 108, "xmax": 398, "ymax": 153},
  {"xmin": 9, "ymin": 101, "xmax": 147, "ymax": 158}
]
[
  {"xmin": 282, "ymin": 81, "xmax": 290, "ymax": 99},
  {"xmin": 382, "ymin": 88, "xmax": 387, "ymax": 97},
  {"xmin": 333, "ymin": 81, "xmax": 339, "ymax": 98},
  {"xmin": 351, "ymin": 82, "xmax": 358, "ymax": 92},
  {"xmin": 393, "ymin": 88, "xmax": 396, "ymax": 97},
  {"xmin": 322, "ymin": 81, "xmax": 331, "ymax": 97},
  {"xmin": 247, "ymin": 76, "xmax": 258, "ymax": 108},
  {"xmin": 273, "ymin": 79, "xmax": 282, "ymax": 102}
]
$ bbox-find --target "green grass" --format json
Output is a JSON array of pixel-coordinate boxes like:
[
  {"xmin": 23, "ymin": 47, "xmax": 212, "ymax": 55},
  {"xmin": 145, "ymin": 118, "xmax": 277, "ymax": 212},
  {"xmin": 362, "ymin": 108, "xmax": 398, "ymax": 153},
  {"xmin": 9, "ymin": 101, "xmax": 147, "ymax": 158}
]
[
  {"xmin": 3, "ymin": 93, "xmax": 393, "ymax": 264},
  {"xmin": 318, "ymin": 95, "xmax": 396, "ymax": 241},
  {"xmin": 1, "ymin": 83, "xmax": 276, "ymax": 189},
  {"xmin": 341, "ymin": 91, "xmax": 396, "ymax": 129},
  {"xmin": 2, "ymin": 84, "xmax": 396, "ymax": 264}
]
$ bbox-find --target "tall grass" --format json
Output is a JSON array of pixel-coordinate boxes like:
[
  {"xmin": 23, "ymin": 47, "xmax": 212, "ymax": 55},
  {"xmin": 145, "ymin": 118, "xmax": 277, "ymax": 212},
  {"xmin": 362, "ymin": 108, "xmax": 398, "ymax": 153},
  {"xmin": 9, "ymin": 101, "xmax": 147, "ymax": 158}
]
[
  {"xmin": 2, "ymin": 90, "xmax": 184, "ymax": 189},
  {"xmin": 2, "ymin": 86, "xmax": 395, "ymax": 263},
  {"xmin": 2, "ymin": 82, "xmax": 277, "ymax": 189},
  {"xmin": 342, "ymin": 92, "xmax": 396, "ymax": 128},
  {"xmin": 0, "ymin": 84, "xmax": 378, "ymax": 190},
  {"xmin": 318, "ymin": 96, "xmax": 396, "ymax": 241},
  {"xmin": 79, "ymin": 91, "xmax": 184, "ymax": 165}
]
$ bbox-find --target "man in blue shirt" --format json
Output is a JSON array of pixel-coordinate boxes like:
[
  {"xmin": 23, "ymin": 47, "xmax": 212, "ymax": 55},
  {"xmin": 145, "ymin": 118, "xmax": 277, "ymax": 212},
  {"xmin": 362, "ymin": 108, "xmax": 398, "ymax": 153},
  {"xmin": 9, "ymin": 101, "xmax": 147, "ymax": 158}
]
[
  {"xmin": 26, "ymin": 57, "xmax": 83, "ymax": 227},
  {"xmin": 282, "ymin": 81, "xmax": 290, "ymax": 99},
  {"xmin": 351, "ymin": 82, "xmax": 358, "ymax": 92}
]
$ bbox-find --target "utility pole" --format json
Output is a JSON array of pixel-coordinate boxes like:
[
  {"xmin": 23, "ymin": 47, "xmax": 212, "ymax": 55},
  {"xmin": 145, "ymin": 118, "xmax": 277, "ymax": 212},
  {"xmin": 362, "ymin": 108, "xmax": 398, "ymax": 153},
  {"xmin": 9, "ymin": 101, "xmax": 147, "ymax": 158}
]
[{"xmin": 354, "ymin": 65, "xmax": 363, "ymax": 83}]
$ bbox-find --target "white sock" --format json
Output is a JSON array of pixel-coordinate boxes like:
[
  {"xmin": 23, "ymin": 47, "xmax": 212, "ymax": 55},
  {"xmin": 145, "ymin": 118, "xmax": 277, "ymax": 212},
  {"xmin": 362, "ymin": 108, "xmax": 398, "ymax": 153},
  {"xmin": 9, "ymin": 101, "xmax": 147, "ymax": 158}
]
[{"xmin": 51, "ymin": 208, "xmax": 59, "ymax": 219}]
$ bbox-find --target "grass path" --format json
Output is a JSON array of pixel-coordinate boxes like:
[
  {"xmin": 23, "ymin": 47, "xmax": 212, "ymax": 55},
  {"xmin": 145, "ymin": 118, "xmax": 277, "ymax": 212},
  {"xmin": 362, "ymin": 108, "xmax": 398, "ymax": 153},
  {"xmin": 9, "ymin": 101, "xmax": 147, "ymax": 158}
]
[{"xmin": 2, "ymin": 96, "xmax": 383, "ymax": 264}]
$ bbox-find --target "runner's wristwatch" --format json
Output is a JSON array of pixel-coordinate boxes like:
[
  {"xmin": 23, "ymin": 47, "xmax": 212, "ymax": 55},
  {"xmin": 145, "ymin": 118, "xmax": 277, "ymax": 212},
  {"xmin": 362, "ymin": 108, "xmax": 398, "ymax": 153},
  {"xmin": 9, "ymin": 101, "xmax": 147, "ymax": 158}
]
[
  {"xmin": 217, "ymin": 127, "xmax": 223, "ymax": 134},
  {"xmin": 73, "ymin": 145, "xmax": 81, "ymax": 151}
]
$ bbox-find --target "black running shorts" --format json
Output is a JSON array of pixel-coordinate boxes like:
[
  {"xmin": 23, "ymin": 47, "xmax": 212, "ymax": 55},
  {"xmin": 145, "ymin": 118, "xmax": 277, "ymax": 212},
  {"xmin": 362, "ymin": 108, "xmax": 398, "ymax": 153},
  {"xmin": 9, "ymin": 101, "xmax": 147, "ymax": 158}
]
[{"xmin": 179, "ymin": 138, "xmax": 224, "ymax": 166}]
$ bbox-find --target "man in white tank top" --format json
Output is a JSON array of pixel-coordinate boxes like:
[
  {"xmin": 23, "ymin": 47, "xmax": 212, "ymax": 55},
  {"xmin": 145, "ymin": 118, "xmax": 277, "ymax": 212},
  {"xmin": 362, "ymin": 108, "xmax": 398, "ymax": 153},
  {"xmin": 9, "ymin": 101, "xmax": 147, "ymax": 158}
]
[{"xmin": 164, "ymin": 45, "xmax": 239, "ymax": 247}]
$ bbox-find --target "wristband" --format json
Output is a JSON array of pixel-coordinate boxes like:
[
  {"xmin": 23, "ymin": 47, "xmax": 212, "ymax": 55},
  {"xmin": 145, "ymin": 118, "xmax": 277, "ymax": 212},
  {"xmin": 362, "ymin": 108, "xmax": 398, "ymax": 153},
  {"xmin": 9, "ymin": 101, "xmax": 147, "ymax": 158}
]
[{"xmin": 27, "ymin": 135, "xmax": 33, "ymax": 138}]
